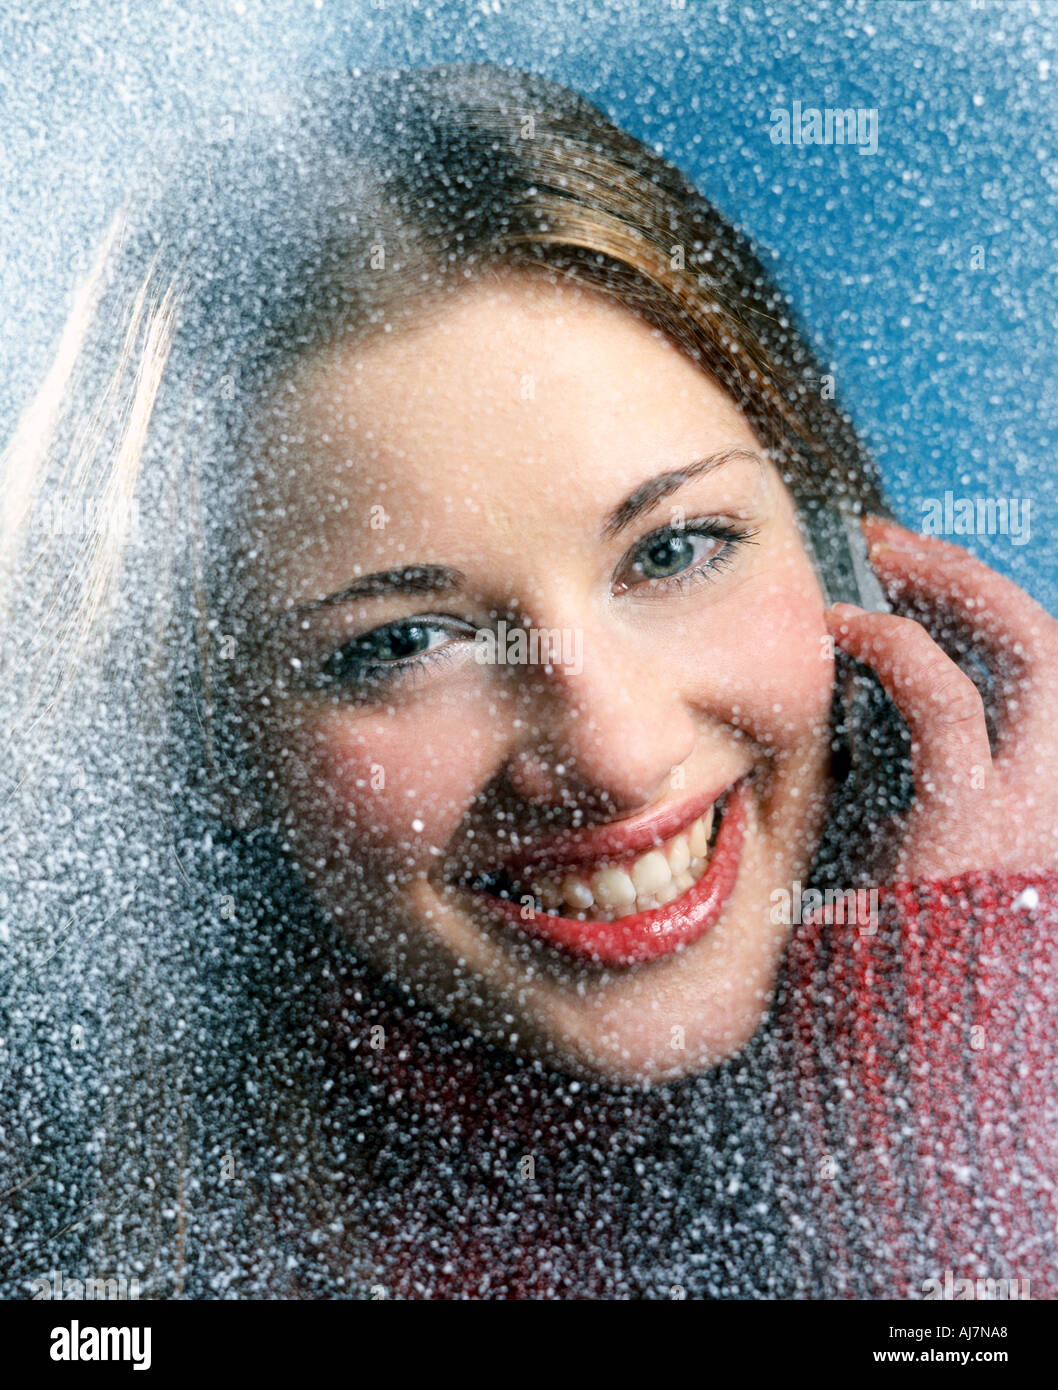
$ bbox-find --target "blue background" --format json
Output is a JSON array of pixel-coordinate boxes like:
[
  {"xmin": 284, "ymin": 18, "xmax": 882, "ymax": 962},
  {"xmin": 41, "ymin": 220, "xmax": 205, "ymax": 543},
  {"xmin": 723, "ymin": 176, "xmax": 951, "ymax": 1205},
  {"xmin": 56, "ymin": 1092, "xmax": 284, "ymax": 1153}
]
[{"xmin": 2, "ymin": 0, "xmax": 1055, "ymax": 610}]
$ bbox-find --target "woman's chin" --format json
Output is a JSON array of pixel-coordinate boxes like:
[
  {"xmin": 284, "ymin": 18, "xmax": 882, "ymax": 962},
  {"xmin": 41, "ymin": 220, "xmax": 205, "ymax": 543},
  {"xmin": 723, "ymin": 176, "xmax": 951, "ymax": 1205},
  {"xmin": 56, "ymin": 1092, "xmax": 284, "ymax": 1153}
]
[
  {"xmin": 391, "ymin": 887, "xmax": 784, "ymax": 1087},
  {"xmin": 328, "ymin": 782, "xmax": 812, "ymax": 1087},
  {"xmin": 457, "ymin": 986, "xmax": 774, "ymax": 1087}
]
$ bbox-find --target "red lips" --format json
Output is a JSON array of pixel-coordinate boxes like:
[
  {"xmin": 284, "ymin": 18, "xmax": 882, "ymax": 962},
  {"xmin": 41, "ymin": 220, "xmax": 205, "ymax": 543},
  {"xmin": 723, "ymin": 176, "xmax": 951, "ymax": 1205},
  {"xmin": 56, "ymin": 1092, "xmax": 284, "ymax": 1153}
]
[
  {"xmin": 484, "ymin": 784, "xmax": 734, "ymax": 878},
  {"xmin": 460, "ymin": 778, "xmax": 749, "ymax": 966}
]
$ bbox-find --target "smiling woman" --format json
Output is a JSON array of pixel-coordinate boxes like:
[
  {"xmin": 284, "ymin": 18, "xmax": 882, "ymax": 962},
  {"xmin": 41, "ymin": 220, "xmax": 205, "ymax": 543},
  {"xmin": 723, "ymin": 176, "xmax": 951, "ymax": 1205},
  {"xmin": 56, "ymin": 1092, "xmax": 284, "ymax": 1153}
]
[
  {"xmin": 2, "ymin": 62, "xmax": 1057, "ymax": 1302},
  {"xmin": 235, "ymin": 273, "xmax": 835, "ymax": 1072}
]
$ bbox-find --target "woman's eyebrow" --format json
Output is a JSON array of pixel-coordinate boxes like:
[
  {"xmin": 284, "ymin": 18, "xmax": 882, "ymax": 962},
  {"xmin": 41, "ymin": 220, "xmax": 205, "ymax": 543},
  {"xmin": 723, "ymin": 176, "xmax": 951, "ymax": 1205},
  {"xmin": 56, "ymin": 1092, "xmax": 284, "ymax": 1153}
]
[
  {"xmin": 602, "ymin": 448, "xmax": 764, "ymax": 538},
  {"xmin": 279, "ymin": 564, "xmax": 466, "ymax": 622}
]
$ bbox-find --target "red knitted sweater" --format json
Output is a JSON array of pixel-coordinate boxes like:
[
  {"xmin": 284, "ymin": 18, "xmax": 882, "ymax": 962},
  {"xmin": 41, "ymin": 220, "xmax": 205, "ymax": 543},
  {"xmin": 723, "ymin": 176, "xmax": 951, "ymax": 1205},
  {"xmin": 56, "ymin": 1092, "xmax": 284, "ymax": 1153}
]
[
  {"xmin": 305, "ymin": 868, "xmax": 1058, "ymax": 1299},
  {"xmin": 776, "ymin": 869, "xmax": 1058, "ymax": 1300}
]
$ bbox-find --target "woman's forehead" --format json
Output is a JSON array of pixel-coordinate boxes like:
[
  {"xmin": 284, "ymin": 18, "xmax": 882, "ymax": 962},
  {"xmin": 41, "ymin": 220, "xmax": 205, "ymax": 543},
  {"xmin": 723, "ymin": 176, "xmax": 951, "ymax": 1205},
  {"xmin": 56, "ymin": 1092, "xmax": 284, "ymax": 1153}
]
[{"xmin": 250, "ymin": 270, "xmax": 757, "ymax": 503}]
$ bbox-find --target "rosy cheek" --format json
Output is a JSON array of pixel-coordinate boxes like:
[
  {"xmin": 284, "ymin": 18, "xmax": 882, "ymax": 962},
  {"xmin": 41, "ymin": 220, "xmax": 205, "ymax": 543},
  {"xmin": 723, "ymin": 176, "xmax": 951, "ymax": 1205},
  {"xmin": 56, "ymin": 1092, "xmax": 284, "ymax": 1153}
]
[
  {"xmin": 269, "ymin": 691, "xmax": 506, "ymax": 872},
  {"xmin": 681, "ymin": 562, "xmax": 832, "ymax": 741},
  {"xmin": 739, "ymin": 590, "xmax": 834, "ymax": 733}
]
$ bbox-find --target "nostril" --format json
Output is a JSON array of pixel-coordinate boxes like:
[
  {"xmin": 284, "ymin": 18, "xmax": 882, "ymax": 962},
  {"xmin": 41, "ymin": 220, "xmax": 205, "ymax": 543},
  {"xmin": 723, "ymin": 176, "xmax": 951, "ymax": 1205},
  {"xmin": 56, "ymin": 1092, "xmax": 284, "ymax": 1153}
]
[{"xmin": 505, "ymin": 748, "xmax": 560, "ymax": 803}]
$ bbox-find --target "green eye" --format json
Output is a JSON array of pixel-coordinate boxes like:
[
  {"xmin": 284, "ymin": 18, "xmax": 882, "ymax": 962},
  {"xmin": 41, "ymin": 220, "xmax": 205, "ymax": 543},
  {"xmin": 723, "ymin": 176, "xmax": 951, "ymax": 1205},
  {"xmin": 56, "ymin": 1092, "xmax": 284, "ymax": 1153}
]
[
  {"xmin": 615, "ymin": 520, "xmax": 758, "ymax": 594},
  {"xmin": 635, "ymin": 532, "xmax": 699, "ymax": 579}
]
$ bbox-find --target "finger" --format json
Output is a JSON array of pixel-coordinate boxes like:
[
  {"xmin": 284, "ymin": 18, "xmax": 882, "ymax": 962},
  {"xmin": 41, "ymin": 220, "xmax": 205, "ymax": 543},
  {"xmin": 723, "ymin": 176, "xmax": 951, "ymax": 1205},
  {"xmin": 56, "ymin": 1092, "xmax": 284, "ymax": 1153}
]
[
  {"xmin": 862, "ymin": 516, "xmax": 1058, "ymax": 664},
  {"xmin": 826, "ymin": 603, "xmax": 993, "ymax": 802}
]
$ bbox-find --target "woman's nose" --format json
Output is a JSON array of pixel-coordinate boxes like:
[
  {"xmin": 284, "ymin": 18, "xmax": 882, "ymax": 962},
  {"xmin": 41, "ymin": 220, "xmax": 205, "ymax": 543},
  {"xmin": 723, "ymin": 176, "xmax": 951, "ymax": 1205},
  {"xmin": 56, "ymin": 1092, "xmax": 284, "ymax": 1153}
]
[{"xmin": 503, "ymin": 633, "xmax": 698, "ymax": 814}]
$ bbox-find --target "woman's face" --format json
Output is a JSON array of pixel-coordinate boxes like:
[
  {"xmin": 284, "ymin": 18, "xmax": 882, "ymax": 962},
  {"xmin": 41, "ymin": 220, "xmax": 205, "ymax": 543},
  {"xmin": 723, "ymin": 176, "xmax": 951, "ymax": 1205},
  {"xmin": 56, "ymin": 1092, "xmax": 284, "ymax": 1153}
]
[{"xmin": 236, "ymin": 268, "xmax": 835, "ymax": 1083}]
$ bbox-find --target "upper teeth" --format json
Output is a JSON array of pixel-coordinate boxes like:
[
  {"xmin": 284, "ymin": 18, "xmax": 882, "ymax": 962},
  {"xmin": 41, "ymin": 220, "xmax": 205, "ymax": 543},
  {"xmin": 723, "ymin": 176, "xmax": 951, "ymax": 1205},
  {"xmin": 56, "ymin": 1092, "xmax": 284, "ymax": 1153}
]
[{"xmin": 525, "ymin": 807, "xmax": 716, "ymax": 923}]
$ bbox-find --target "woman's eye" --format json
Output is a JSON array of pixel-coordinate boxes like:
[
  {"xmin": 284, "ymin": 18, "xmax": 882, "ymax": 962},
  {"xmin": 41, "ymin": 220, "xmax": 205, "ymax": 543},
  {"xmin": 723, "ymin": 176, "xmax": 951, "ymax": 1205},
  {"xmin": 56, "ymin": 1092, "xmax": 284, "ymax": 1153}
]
[
  {"xmin": 635, "ymin": 531, "xmax": 717, "ymax": 579},
  {"xmin": 356, "ymin": 623, "xmax": 438, "ymax": 663},
  {"xmin": 315, "ymin": 617, "xmax": 473, "ymax": 689},
  {"xmin": 615, "ymin": 521, "xmax": 756, "ymax": 592}
]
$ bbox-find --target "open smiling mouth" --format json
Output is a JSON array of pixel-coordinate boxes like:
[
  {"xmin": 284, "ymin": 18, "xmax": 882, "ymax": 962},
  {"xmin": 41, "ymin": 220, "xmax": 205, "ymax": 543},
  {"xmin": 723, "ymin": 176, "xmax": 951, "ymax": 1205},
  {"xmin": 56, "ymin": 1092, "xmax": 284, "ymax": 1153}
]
[{"xmin": 454, "ymin": 777, "xmax": 749, "ymax": 966}]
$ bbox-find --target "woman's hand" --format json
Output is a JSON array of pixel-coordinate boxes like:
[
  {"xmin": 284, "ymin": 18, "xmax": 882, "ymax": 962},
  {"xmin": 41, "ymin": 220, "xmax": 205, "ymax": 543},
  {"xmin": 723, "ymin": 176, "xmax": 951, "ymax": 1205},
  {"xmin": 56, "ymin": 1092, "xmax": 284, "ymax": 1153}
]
[{"xmin": 825, "ymin": 515, "xmax": 1058, "ymax": 881}]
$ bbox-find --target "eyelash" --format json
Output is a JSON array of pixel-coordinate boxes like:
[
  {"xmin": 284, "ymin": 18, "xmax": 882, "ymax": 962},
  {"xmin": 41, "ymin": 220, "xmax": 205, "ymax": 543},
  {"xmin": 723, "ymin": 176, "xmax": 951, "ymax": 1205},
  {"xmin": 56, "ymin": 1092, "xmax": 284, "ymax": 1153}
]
[
  {"xmin": 311, "ymin": 617, "xmax": 473, "ymax": 694},
  {"xmin": 310, "ymin": 519, "xmax": 759, "ymax": 693},
  {"xmin": 614, "ymin": 518, "xmax": 760, "ymax": 596}
]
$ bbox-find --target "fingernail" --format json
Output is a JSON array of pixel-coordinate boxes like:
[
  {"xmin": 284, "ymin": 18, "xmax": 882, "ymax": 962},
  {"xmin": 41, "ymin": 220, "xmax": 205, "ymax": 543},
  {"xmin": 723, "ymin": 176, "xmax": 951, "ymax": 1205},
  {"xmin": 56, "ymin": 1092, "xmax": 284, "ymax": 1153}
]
[{"xmin": 826, "ymin": 602, "xmax": 864, "ymax": 621}]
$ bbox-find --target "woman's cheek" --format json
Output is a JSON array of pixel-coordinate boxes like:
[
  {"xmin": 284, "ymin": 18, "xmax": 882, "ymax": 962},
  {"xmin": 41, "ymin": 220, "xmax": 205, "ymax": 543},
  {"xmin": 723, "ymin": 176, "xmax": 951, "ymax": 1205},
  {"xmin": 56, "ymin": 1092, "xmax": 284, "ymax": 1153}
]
[
  {"xmin": 674, "ymin": 570, "xmax": 833, "ymax": 742},
  {"xmin": 743, "ymin": 588, "xmax": 833, "ymax": 734},
  {"xmin": 267, "ymin": 686, "xmax": 507, "ymax": 878}
]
